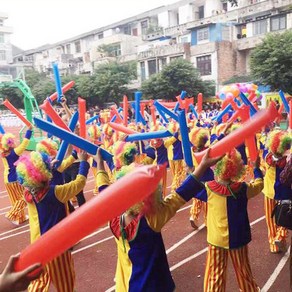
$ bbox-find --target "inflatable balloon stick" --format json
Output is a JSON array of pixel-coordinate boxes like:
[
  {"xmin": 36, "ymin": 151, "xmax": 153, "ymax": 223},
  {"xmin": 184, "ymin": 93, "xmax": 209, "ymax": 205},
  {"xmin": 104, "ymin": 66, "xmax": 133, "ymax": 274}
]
[
  {"xmin": 108, "ymin": 122, "xmax": 137, "ymax": 135},
  {"xmin": 40, "ymin": 101, "xmax": 70, "ymax": 132},
  {"xmin": 14, "ymin": 163, "xmax": 166, "ymax": 272},
  {"xmin": 110, "ymin": 106, "xmax": 123, "ymax": 124},
  {"xmin": 213, "ymin": 104, "xmax": 232, "ymax": 123},
  {"xmin": 78, "ymin": 97, "xmax": 86, "ymax": 139},
  {"xmin": 289, "ymin": 100, "xmax": 292, "ymax": 130},
  {"xmin": 52, "ymin": 62, "xmax": 63, "ymax": 103},
  {"xmin": 135, "ymin": 91, "xmax": 142, "ymax": 124},
  {"xmin": 154, "ymin": 101, "xmax": 178, "ymax": 122},
  {"xmin": 55, "ymin": 111, "xmax": 79, "ymax": 168},
  {"xmin": 125, "ymin": 130, "xmax": 172, "ymax": 142},
  {"xmin": 180, "ymin": 91, "xmax": 187, "ymax": 100},
  {"xmin": 0, "ymin": 123, "xmax": 5, "ymax": 134},
  {"xmin": 123, "ymin": 95, "xmax": 128, "ymax": 126},
  {"xmin": 177, "ymin": 110, "xmax": 193, "ymax": 168},
  {"xmin": 189, "ymin": 104, "xmax": 198, "ymax": 119},
  {"xmin": 86, "ymin": 115, "xmax": 99, "ymax": 125},
  {"xmin": 279, "ymin": 90, "xmax": 290, "ymax": 113},
  {"xmin": 48, "ymin": 81, "xmax": 75, "ymax": 102},
  {"xmin": 150, "ymin": 101, "xmax": 156, "ymax": 126},
  {"xmin": 194, "ymin": 102, "xmax": 279, "ymax": 163},
  {"xmin": 3, "ymin": 99, "xmax": 32, "ymax": 127},
  {"xmin": 197, "ymin": 93, "xmax": 203, "ymax": 114},
  {"xmin": 33, "ymin": 117, "xmax": 113, "ymax": 162},
  {"xmin": 239, "ymin": 92, "xmax": 257, "ymax": 116}
]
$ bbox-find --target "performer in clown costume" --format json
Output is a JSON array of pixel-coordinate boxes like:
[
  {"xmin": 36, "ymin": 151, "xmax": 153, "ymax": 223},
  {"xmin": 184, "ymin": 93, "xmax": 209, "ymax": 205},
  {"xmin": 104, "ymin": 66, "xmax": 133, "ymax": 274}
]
[
  {"xmin": 177, "ymin": 148, "xmax": 263, "ymax": 292},
  {"xmin": 95, "ymin": 142, "xmax": 220, "ymax": 292},
  {"xmin": 0, "ymin": 126, "xmax": 32, "ymax": 225},
  {"xmin": 262, "ymin": 129, "xmax": 291, "ymax": 253},
  {"xmin": 15, "ymin": 150, "xmax": 89, "ymax": 292}
]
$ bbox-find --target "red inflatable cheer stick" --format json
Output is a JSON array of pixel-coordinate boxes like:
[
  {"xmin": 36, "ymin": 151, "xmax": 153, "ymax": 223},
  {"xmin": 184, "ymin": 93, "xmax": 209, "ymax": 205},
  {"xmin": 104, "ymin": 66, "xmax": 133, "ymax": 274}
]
[
  {"xmin": 194, "ymin": 102, "xmax": 279, "ymax": 163},
  {"xmin": 14, "ymin": 163, "xmax": 166, "ymax": 272},
  {"xmin": 111, "ymin": 105, "xmax": 123, "ymax": 124},
  {"xmin": 108, "ymin": 122, "xmax": 138, "ymax": 135},
  {"xmin": 123, "ymin": 95, "xmax": 128, "ymax": 126},
  {"xmin": 48, "ymin": 81, "xmax": 75, "ymax": 102},
  {"xmin": 197, "ymin": 93, "xmax": 203, "ymax": 114},
  {"xmin": 40, "ymin": 101, "xmax": 70, "ymax": 132},
  {"xmin": 289, "ymin": 100, "xmax": 292, "ymax": 130},
  {"xmin": 3, "ymin": 99, "xmax": 32, "ymax": 127},
  {"xmin": 78, "ymin": 97, "xmax": 86, "ymax": 139}
]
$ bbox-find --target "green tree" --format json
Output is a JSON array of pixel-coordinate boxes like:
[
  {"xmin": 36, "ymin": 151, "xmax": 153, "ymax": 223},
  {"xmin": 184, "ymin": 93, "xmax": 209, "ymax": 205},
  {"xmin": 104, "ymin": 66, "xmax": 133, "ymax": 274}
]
[
  {"xmin": 141, "ymin": 58, "xmax": 215, "ymax": 100},
  {"xmin": 250, "ymin": 30, "xmax": 292, "ymax": 94},
  {"xmin": 89, "ymin": 61, "xmax": 137, "ymax": 106}
]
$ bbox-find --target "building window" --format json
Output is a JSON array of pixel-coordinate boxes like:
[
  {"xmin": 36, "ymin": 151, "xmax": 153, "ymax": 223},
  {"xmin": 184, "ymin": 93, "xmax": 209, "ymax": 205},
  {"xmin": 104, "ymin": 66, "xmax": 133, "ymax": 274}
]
[
  {"xmin": 271, "ymin": 15, "xmax": 286, "ymax": 31},
  {"xmin": 148, "ymin": 59, "xmax": 157, "ymax": 76},
  {"xmin": 198, "ymin": 6, "xmax": 204, "ymax": 19},
  {"xmin": 66, "ymin": 44, "xmax": 71, "ymax": 54},
  {"xmin": 0, "ymin": 33, "xmax": 4, "ymax": 43},
  {"xmin": 111, "ymin": 43, "xmax": 121, "ymax": 57},
  {"xmin": 0, "ymin": 20, "xmax": 3, "ymax": 26},
  {"xmin": 75, "ymin": 41, "xmax": 81, "ymax": 53},
  {"xmin": 253, "ymin": 19, "xmax": 267, "ymax": 35},
  {"xmin": 98, "ymin": 33, "xmax": 104, "ymax": 39},
  {"xmin": 123, "ymin": 25, "xmax": 131, "ymax": 35},
  {"xmin": 197, "ymin": 27, "xmax": 209, "ymax": 42},
  {"xmin": 141, "ymin": 20, "xmax": 148, "ymax": 35},
  {"xmin": 170, "ymin": 55, "xmax": 183, "ymax": 62},
  {"xmin": 180, "ymin": 36, "xmax": 189, "ymax": 43},
  {"xmin": 140, "ymin": 62, "xmax": 146, "ymax": 81},
  {"xmin": 197, "ymin": 55, "xmax": 211, "ymax": 76},
  {"xmin": 0, "ymin": 50, "xmax": 6, "ymax": 60}
]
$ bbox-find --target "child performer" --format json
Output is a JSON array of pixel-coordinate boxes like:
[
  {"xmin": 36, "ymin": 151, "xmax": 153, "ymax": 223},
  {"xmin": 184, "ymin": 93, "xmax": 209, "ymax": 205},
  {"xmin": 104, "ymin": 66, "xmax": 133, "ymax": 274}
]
[
  {"xmin": 95, "ymin": 144, "xmax": 221, "ymax": 292},
  {"xmin": 15, "ymin": 150, "xmax": 89, "ymax": 292},
  {"xmin": 0, "ymin": 126, "xmax": 32, "ymax": 225},
  {"xmin": 262, "ymin": 129, "xmax": 292, "ymax": 253},
  {"xmin": 177, "ymin": 148, "xmax": 263, "ymax": 291}
]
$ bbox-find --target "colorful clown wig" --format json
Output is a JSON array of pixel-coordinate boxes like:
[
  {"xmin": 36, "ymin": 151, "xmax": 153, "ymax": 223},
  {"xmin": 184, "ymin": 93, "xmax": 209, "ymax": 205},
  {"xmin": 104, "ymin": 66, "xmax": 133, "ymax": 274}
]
[
  {"xmin": 103, "ymin": 123, "xmax": 113, "ymax": 137},
  {"xmin": 115, "ymin": 164, "xmax": 162, "ymax": 216},
  {"xmin": 15, "ymin": 151, "xmax": 52, "ymax": 189},
  {"xmin": 189, "ymin": 127, "xmax": 210, "ymax": 152},
  {"xmin": 112, "ymin": 141, "xmax": 138, "ymax": 170},
  {"xmin": 0, "ymin": 133, "xmax": 16, "ymax": 152},
  {"xmin": 88, "ymin": 125, "xmax": 101, "ymax": 141},
  {"xmin": 214, "ymin": 148, "xmax": 245, "ymax": 182},
  {"xmin": 36, "ymin": 138, "xmax": 59, "ymax": 157},
  {"xmin": 267, "ymin": 130, "xmax": 291, "ymax": 157},
  {"xmin": 167, "ymin": 121, "xmax": 179, "ymax": 134}
]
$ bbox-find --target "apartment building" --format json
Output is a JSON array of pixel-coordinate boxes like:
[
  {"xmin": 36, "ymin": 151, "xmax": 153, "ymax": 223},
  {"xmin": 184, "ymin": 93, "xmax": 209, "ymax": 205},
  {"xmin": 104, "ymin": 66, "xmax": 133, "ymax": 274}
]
[{"xmin": 7, "ymin": 0, "xmax": 292, "ymax": 91}]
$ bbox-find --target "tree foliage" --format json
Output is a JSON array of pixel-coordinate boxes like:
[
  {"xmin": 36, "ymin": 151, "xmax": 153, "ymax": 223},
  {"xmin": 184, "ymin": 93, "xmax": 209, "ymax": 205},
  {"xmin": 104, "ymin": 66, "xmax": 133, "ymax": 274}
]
[
  {"xmin": 141, "ymin": 58, "xmax": 215, "ymax": 100},
  {"xmin": 250, "ymin": 30, "xmax": 292, "ymax": 94}
]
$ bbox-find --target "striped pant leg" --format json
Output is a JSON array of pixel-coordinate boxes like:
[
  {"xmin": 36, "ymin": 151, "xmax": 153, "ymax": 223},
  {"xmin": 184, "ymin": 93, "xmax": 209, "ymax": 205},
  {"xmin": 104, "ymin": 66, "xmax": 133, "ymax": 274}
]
[
  {"xmin": 28, "ymin": 268, "xmax": 50, "ymax": 292},
  {"xmin": 204, "ymin": 245, "xmax": 228, "ymax": 292},
  {"xmin": 190, "ymin": 198, "xmax": 203, "ymax": 222},
  {"xmin": 169, "ymin": 160, "xmax": 176, "ymax": 191},
  {"xmin": 48, "ymin": 251, "xmax": 75, "ymax": 292},
  {"xmin": 161, "ymin": 166, "xmax": 168, "ymax": 197},
  {"xmin": 264, "ymin": 196, "xmax": 278, "ymax": 252},
  {"xmin": 203, "ymin": 202, "xmax": 208, "ymax": 226},
  {"xmin": 5, "ymin": 182, "xmax": 27, "ymax": 223},
  {"xmin": 172, "ymin": 160, "xmax": 185, "ymax": 191},
  {"xmin": 229, "ymin": 245, "xmax": 259, "ymax": 292},
  {"xmin": 275, "ymin": 224, "xmax": 288, "ymax": 245}
]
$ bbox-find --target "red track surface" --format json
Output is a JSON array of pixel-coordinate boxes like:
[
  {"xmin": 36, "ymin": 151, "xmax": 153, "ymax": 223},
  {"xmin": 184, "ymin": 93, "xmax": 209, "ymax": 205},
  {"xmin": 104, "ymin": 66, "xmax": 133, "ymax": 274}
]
[{"xmin": 0, "ymin": 126, "xmax": 290, "ymax": 291}]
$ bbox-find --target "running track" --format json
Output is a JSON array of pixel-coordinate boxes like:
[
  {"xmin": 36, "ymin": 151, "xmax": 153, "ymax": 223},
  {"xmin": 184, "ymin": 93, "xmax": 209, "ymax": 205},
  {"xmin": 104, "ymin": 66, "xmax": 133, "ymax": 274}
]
[{"xmin": 0, "ymin": 126, "xmax": 290, "ymax": 291}]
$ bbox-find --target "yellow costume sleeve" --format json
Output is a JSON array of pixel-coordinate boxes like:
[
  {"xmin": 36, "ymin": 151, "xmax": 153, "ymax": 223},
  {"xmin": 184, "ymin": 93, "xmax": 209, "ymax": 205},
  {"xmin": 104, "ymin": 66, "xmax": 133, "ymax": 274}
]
[
  {"xmin": 14, "ymin": 138, "xmax": 30, "ymax": 156},
  {"xmin": 246, "ymin": 178, "xmax": 264, "ymax": 199},
  {"xmin": 55, "ymin": 174, "xmax": 87, "ymax": 203},
  {"xmin": 146, "ymin": 190, "xmax": 186, "ymax": 232},
  {"xmin": 96, "ymin": 170, "xmax": 111, "ymax": 188},
  {"xmin": 57, "ymin": 155, "xmax": 75, "ymax": 173},
  {"xmin": 164, "ymin": 136, "xmax": 177, "ymax": 148}
]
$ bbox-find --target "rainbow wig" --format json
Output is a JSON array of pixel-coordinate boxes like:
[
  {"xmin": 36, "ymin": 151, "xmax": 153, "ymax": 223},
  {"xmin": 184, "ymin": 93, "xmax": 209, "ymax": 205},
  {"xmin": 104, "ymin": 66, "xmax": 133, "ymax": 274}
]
[
  {"xmin": 189, "ymin": 127, "xmax": 209, "ymax": 151},
  {"xmin": 112, "ymin": 141, "xmax": 138, "ymax": 170},
  {"xmin": 36, "ymin": 138, "xmax": 59, "ymax": 157},
  {"xmin": 15, "ymin": 151, "xmax": 52, "ymax": 189},
  {"xmin": 0, "ymin": 133, "xmax": 16, "ymax": 152},
  {"xmin": 115, "ymin": 164, "xmax": 162, "ymax": 216},
  {"xmin": 88, "ymin": 125, "xmax": 101, "ymax": 141},
  {"xmin": 103, "ymin": 124, "xmax": 113, "ymax": 137},
  {"xmin": 267, "ymin": 130, "xmax": 291, "ymax": 157},
  {"xmin": 214, "ymin": 148, "xmax": 245, "ymax": 182},
  {"xmin": 168, "ymin": 121, "xmax": 179, "ymax": 134}
]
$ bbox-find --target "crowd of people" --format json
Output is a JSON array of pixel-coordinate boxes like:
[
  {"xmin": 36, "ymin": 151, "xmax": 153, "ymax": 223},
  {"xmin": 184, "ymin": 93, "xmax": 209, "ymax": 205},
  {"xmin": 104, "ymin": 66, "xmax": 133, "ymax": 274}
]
[{"xmin": 0, "ymin": 97, "xmax": 291, "ymax": 291}]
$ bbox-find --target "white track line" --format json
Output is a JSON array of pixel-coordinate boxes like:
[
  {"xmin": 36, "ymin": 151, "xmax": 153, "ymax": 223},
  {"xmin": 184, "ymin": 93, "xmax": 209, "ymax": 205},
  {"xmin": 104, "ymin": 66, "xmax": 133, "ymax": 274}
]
[
  {"xmin": 0, "ymin": 223, "xmax": 29, "ymax": 237},
  {"xmin": 261, "ymin": 246, "xmax": 291, "ymax": 292}
]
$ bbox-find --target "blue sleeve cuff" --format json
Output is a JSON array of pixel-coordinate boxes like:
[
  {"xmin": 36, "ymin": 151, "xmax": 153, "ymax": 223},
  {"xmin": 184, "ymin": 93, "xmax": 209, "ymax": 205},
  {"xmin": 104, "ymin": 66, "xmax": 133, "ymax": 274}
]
[
  {"xmin": 71, "ymin": 150, "xmax": 78, "ymax": 159},
  {"xmin": 253, "ymin": 168, "xmax": 263, "ymax": 179},
  {"xmin": 176, "ymin": 174, "xmax": 205, "ymax": 202},
  {"xmin": 98, "ymin": 185, "xmax": 108, "ymax": 192},
  {"xmin": 79, "ymin": 161, "xmax": 90, "ymax": 177},
  {"xmin": 25, "ymin": 129, "xmax": 32, "ymax": 139},
  {"xmin": 174, "ymin": 132, "xmax": 179, "ymax": 139},
  {"xmin": 218, "ymin": 133, "xmax": 225, "ymax": 141}
]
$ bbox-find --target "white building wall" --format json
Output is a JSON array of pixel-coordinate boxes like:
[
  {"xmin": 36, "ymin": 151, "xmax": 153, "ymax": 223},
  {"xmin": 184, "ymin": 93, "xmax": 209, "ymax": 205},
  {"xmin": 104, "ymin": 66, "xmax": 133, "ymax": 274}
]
[
  {"xmin": 178, "ymin": 4, "xmax": 193, "ymax": 24},
  {"xmin": 168, "ymin": 10, "xmax": 178, "ymax": 27},
  {"xmin": 158, "ymin": 11, "xmax": 169, "ymax": 27}
]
